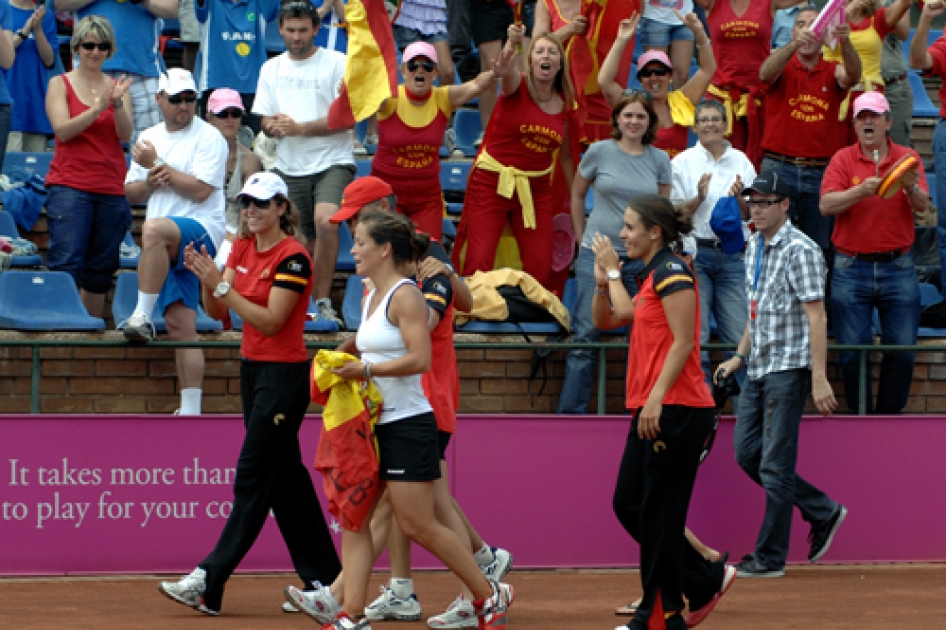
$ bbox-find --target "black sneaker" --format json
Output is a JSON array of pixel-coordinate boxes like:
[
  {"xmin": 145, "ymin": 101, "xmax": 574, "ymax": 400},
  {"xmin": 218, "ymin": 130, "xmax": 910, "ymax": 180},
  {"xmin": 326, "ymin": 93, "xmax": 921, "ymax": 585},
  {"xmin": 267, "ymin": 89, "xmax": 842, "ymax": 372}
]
[
  {"xmin": 734, "ymin": 554, "xmax": 784, "ymax": 578},
  {"xmin": 808, "ymin": 505, "xmax": 848, "ymax": 563}
]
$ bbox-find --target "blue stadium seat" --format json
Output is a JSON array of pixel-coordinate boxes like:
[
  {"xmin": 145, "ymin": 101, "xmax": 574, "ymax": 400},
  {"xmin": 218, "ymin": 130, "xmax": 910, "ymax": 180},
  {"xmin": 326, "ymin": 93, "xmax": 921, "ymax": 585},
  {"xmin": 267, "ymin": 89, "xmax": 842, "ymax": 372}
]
[
  {"xmin": 0, "ymin": 271, "xmax": 105, "ymax": 331},
  {"xmin": 918, "ymin": 282, "xmax": 946, "ymax": 337},
  {"xmin": 2, "ymin": 152, "xmax": 53, "ymax": 179},
  {"xmin": 909, "ymin": 73, "xmax": 939, "ymax": 118},
  {"xmin": 446, "ymin": 202, "xmax": 464, "ymax": 215},
  {"xmin": 442, "ymin": 218, "xmax": 456, "ymax": 240},
  {"xmin": 354, "ymin": 120, "xmax": 377, "ymax": 156},
  {"xmin": 161, "ymin": 17, "xmax": 180, "ymax": 36},
  {"xmin": 455, "ymin": 319, "xmax": 566, "ymax": 334},
  {"xmin": 356, "ymin": 159, "xmax": 372, "ymax": 178},
  {"xmin": 229, "ymin": 296, "xmax": 340, "ymax": 332},
  {"xmin": 440, "ymin": 161, "xmax": 472, "ymax": 196},
  {"xmin": 453, "ymin": 109, "xmax": 482, "ymax": 157},
  {"xmin": 0, "ymin": 211, "xmax": 43, "ymax": 267},
  {"xmin": 119, "ymin": 231, "xmax": 139, "ymax": 269},
  {"xmin": 111, "ymin": 272, "xmax": 222, "ymax": 333},
  {"xmin": 336, "ymin": 221, "xmax": 356, "ymax": 272},
  {"xmin": 265, "ymin": 24, "xmax": 286, "ymax": 54},
  {"xmin": 342, "ymin": 273, "xmax": 366, "ymax": 330}
]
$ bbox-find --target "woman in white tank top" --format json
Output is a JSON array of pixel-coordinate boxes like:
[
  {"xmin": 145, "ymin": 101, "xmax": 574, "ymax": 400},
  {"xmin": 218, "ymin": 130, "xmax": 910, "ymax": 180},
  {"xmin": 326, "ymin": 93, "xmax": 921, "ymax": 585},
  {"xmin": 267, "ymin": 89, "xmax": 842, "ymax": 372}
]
[{"xmin": 321, "ymin": 211, "xmax": 513, "ymax": 630}]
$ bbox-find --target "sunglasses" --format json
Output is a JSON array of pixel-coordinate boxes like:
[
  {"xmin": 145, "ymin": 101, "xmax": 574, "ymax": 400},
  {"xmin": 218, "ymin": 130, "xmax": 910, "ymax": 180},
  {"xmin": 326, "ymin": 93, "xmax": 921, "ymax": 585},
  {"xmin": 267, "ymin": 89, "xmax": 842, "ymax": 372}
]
[
  {"xmin": 214, "ymin": 108, "xmax": 243, "ymax": 119},
  {"xmin": 407, "ymin": 59, "xmax": 437, "ymax": 73},
  {"xmin": 638, "ymin": 67, "xmax": 670, "ymax": 78},
  {"xmin": 167, "ymin": 94, "xmax": 197, "ymax": 105},
  {"xmin": 745, "ymin": 198, "xmax": 785, "ymax": 209},
  {"xmin": 80, "ymin": 41, "xmax": 112, "ymax": 51},
  {"xmin": 240, "ymin": 196, "xmax": 275, "ymax": 209},
  {"xmin": 622, "ymin": 88, "xmax": 653, "ymax": 102}
]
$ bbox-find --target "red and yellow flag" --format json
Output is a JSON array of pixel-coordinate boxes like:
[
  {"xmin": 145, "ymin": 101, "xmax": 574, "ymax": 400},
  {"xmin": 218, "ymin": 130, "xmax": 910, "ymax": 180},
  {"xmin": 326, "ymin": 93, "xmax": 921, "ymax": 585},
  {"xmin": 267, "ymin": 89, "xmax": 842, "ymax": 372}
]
[{"xmin": 327, "ymin": 0, "xmax": 399, "ymax": 129}]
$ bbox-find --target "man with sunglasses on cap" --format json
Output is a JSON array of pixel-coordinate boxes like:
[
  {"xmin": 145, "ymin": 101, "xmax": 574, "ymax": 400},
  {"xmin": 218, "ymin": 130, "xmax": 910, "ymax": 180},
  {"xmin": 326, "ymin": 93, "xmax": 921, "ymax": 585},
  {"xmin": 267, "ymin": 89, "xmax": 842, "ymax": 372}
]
[
  {"xmin": 252, "ymin": 0, "xmax": 356, "ymax": 328},
  {"xmin": 122, "ymin": 67, "xmax": 229, "ymax": 416},
  {"xmin": 716, "ymin": 170, "xmax": 845, "ymax": 579},
  {"xmin": 758, "ymin": 6, "xmax": 859, "ymax": 265},
  {"xmin": 820, "ymin": 91, "xmax": 927, "ymax": 415},
  {"xmin": 56, "ymin": 0, "xmax": 179, "ymax": 143}
]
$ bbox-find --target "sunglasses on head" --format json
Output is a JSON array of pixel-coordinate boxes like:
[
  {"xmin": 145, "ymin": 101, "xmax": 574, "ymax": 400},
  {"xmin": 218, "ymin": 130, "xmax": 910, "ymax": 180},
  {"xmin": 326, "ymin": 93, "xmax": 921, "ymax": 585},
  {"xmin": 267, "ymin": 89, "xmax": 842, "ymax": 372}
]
[
  {"xmin": 638, "ymin": 67, "xmax": 670, "ymax": 78},
  {"xmin": 167, "ymin": 93, "xmax": 197, "ymax": 105},
  {"xmin": 240, "ymin": 196, "xmax": 274, "ymax": 209},
  {"xmin": 80, "ymin": 41, "xmax": 112, "ymax": 51},
  {"xmin": 214, "ymin": 108, "xmax": 243, "ymax": 119},
  {"xmin": 622, "ymin": 88, "xmax": 654, "ymax": 102},
  {"xmin": 407, "ymin": 59, "xmax": 437, "ymax": 73}
]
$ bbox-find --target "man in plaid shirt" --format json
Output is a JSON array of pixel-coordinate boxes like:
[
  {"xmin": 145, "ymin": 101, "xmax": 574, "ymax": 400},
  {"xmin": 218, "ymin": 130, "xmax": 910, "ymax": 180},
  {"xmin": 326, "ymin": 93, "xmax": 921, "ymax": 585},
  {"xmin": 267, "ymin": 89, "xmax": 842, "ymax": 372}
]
[{"xmin": 715, "ymin": 170, "xmax": 847, "ymax": 579}]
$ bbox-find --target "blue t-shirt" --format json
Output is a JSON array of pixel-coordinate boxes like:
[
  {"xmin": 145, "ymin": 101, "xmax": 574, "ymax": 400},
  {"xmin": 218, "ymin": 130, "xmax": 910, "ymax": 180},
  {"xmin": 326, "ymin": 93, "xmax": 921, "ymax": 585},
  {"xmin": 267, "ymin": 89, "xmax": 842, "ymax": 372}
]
[
  {"xmin": 0, "ymin": 1, "xmax": 13, "ymax": 106},
  {"xmin": 6, "ymin": 2, "xmax": 58, "ymax": 133},
  {"xmin": 194, "ymin": 0, "xmax": 280, "ymax": 93},
  {"xmin": 76, "ymin": 0, "xmax": 162, "ymax": 77},
  {"xmin": 314, "ymin": 1, "xmax": 347, "ymax": 53}
]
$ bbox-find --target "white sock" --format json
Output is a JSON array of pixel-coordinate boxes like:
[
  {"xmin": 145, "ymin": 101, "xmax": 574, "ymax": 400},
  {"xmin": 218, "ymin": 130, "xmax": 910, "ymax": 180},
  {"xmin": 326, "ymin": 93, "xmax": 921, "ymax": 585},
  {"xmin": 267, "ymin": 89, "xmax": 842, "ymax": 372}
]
[
  {"xmin": 390, "ymin": 578, "xmax": 414, "ymax": 599},
  {"xmin": 474, "ymin": 544, "xmax": 494, "ymax": 566},
  {"xmin": 134, "ymin": 292, "xmax": 159, "ymax": 319},
  {"xmin": 180, "ymin": 388, "xmax": 202, "ymax": 415}
]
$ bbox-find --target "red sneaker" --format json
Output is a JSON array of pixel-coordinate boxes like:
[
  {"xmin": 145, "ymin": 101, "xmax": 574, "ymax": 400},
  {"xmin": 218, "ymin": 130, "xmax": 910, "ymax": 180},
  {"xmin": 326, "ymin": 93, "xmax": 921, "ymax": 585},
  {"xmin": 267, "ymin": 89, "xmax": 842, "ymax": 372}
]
[{"xmin": 473, "ymin": 581, "xmax": 515, "ymax": 629}]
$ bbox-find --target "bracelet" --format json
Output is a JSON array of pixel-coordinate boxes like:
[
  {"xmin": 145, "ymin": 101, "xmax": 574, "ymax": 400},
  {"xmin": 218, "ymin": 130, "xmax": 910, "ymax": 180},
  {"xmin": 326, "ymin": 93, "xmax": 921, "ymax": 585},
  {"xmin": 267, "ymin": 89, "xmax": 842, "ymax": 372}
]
[
  {"xmin": 733, "ymin": 352, "xmax": 747, "ymax": 364},
  {"xmin": 363, "ymin": 361, "xmax": 372, "ymax": 379},
  {"xmin": 113, "ymin": 98, "xmax": 124, "ymax": 109}
]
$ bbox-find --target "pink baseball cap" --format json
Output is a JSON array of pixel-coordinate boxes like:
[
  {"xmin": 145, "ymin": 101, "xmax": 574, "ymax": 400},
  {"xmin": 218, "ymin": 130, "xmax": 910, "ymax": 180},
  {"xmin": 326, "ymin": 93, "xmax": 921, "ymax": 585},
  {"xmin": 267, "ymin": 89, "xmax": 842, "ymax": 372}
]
[
  {"xmin": 853, "ymin": 91, "xmax": 890, "ymax": 117},
  {"xmin": 403, "ymin": 41, "xmax": 438, "ymax": 64},
  {"xmin": 207, "ymin": 88, "xmax": 244, "ymax": 114},
  {"xmin": 637, "ymin": 50, "xmax": 673, "ymax": 75}
]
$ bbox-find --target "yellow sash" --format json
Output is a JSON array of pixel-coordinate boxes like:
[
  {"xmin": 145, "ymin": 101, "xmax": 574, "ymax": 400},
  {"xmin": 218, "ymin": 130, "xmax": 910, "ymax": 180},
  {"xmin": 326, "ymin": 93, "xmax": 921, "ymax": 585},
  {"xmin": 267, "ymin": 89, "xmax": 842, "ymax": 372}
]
[
  {"xmin": 707, "ymin": 84, "xmax": 752, "ymax": 136},
  {"xmin": 474, "ymin": 149, "xmax": 554, "ymax": 230},
  {"xmin": 667, "ymin": 90, "xmax": 696, "ymax": 127}
]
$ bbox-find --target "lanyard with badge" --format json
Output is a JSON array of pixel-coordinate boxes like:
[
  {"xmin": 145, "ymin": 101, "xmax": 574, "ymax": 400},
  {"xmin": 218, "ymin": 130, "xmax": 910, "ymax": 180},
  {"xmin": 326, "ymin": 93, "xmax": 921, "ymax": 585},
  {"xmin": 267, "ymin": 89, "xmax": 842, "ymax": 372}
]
[{"xmin": 750, "ymin": 236, "xmax": 763, "ymax": 320}]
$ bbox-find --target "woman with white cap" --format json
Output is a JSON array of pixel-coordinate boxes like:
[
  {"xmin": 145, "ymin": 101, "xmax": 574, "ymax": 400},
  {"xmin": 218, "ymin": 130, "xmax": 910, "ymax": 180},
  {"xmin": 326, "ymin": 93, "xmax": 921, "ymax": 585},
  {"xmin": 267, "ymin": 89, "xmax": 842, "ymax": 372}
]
[
  {"xmin": 599, "ymin": 11, "xmax": 715, "ymax": 159},
  {"xmin": 156, "ymin": 171, "xmax": 340, "ymax": 617},
  {"xmin": 204, "ymin": 87, "xmax": 262, "ymax": 270},
  {"xmin": 369, "ymin": 40, "xmax": 513, "ymax": 240}
]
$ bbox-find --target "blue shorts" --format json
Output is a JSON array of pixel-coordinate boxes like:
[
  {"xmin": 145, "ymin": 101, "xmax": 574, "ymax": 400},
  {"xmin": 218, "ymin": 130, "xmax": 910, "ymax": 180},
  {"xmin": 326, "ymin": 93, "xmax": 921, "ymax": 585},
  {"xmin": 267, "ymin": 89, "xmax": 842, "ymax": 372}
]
[
  {"xmin": 155, "ymin": 217, "xmax": 217, "ymax": 317},
  {"xmin": 639, "ymin": 17, "xmax": 695, "ymax": 48},
  {"xmin": 393, "ymin": 25, "xmax": 449, "ymax": 51}
]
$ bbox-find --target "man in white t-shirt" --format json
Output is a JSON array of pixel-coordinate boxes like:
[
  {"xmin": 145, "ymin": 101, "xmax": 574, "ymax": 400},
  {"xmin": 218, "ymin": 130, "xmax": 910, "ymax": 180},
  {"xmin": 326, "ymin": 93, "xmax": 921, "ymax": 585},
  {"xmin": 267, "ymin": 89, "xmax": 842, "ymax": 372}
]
[
  {"xmin": 122, "ymin": 68, "xmax": 228, "ymax": 416},
  {"xmin": 252, "ymin": 1, "xmax": 356, "ymax": 327}
]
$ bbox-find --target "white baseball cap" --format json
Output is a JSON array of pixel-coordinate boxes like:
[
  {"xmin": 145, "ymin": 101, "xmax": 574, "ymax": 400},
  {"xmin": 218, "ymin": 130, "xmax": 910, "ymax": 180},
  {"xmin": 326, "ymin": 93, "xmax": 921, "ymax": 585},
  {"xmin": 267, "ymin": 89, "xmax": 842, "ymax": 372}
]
[
  {"xmin": 158, "ymin": 68, "xmax": 197, "ymax": 96},
  {"xmin": 237, "ymin": 172, "xmax": 289, "ymax": 201}
]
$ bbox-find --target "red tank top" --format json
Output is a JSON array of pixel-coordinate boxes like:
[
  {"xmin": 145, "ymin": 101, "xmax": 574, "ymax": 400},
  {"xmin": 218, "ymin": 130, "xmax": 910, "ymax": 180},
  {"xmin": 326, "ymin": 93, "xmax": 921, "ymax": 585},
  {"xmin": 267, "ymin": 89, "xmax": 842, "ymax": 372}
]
[
  {"xmin": 46, "ymin": 75, "xmax": 127, "ymax": 196},
  {"xmin": 480, "ymin": 79, "xmax": 567, "ymax": 172},
  {"xmin": 707, "ymin": 0, "xmax": 773, "ymax": 91},
  {"xmin": 654, "ymin": 124, "xmax": 690, "ymax": 159}
]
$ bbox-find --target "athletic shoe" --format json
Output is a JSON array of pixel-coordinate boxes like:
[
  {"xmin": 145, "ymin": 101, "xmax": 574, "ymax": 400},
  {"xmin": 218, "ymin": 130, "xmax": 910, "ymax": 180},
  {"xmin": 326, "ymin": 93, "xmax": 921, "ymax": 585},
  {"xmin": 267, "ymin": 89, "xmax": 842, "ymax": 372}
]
[
  {"xmin": 282, "ymin": 601, "xmax": 300, "ymax": 613},
  {"xmin": 444, "ymin": 128, "xmax": 462, "ymax": 157},
  {"xmin": 314, "ymin": 298, "xmax": 344, "ymax": 327},
  {"xmin": 473, "ymin": 132, "xmax": 484, "ymax": 148},
  {"xmin": 809, "ymin": 505, "xmax": 848, "ymax": 563},
  {"xmin": 284, "ymin": 583, "xmax": 339, "ymax": 625},
  {"xmin": 354, "ymin": 142, "xmax": 368, "ymax": 156},
  {"xmin": 427, "ymin": 595, "xmax": 477, "ymax": 628},
  {"xmin": 472, "ymin": 581, "xmax": 514, "ymax": 630},
  {"xmin": 118, "ymin": 312, "xmax": 155, "ymax": 343},
  {"xmin": 364, "ymin": 133, "xmax": 379, "ymax": 149},
  {"xmin": 734, "ymin": 554, "xmax": 784, "ymax": 578},
  {"xmin": 323, "ymin": 612, "xmax": 373, "ymax": 629},
  {"xmin": 158, "ymin": 567, "xmax": 218, "ymax": 615},
  {"xmin": 685, "ymin": 564, "xmax": 737, "ymax": 628},
  {"xmin": 480, "ymin": 547, "xmax": 513, "ymax": 582},
  {"xmin": 364, "ymin": 585, "xmax": 422, "ymax": 621}
]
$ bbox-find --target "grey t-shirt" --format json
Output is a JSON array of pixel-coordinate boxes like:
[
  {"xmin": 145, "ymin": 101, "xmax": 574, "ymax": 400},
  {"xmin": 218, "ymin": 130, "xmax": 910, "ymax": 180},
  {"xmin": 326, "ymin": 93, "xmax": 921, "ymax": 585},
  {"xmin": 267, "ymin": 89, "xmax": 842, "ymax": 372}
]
[{"xmin": 580, "ymin": 140, "xmax": 672, "ymax": 256}]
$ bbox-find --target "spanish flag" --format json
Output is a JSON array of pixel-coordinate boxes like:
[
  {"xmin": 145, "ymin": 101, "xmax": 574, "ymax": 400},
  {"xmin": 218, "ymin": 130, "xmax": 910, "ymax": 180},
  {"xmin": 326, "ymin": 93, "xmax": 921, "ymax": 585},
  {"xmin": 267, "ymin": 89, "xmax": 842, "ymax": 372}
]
[{"xmin": 327, "ymin": 0, "xmax": 399, "ymax": 129}]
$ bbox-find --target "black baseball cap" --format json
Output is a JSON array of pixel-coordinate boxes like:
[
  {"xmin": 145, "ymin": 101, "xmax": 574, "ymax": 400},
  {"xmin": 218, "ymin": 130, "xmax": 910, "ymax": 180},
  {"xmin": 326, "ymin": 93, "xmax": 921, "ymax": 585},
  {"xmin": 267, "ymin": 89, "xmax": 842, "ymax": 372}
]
[{"xmin": 744, "ymin": 171, "xmax": 792, "ymax": 198}]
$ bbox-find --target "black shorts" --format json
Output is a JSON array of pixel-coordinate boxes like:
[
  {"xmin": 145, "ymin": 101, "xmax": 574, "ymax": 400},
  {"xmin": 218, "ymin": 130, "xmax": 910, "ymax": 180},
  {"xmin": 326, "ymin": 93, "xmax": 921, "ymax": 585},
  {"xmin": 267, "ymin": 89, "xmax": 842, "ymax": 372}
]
[
  {"xmin": 471, "ymin": 0, "xmax": 513, "ymax": 46},
  {"xmin": 438, "ymin": 430, "xmax": 452, "ymax": 460},
  {"xmin": 376, "ymin": 413, "xmax": 442, "ymax": 481}
]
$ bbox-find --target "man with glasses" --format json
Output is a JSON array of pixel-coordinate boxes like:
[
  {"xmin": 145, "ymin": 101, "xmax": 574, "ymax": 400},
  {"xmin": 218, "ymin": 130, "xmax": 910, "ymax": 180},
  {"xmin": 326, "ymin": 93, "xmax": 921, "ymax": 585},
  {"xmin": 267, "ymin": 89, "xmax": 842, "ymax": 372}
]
[
  {"xmin": 122, "ymin": 68, "xmax": 229, "ymax": 416},
  {"xmin": 716, "ymin": 170, "xmax": 845, "ymax": 579},
  {"xmin": 758, "ymin": 7, "xmax": 859, "ymax": 264},
  {"xmin": 820, "ymin": 92, "xmax": 927, "ymax": 415},
  {"xmin": 671, "ymin": 99, "xmax": 756, "ymax": 385},
  {"xmin": 251, "ymin": 0, "xmax": 355, "ymax": 327},
  {"xmin": 56, "ymin": 0, "xmax": 179, "ymax": 143}
]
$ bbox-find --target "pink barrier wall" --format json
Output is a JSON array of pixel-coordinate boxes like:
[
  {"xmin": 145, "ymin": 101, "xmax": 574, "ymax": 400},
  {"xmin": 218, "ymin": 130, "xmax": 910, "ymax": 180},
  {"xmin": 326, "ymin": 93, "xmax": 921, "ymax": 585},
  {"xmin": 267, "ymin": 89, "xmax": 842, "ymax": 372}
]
[{"xmin": 1, "ymin": 413, "xmax": 944, "ymax": 576}]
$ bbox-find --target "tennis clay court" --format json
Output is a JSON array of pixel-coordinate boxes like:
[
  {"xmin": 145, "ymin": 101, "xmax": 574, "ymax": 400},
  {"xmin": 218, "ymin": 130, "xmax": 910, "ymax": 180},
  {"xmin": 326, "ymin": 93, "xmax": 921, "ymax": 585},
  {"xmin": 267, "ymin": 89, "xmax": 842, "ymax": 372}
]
[{"xmin": 2, "ymin": 564, "xmax": 942, "ymax": 629}]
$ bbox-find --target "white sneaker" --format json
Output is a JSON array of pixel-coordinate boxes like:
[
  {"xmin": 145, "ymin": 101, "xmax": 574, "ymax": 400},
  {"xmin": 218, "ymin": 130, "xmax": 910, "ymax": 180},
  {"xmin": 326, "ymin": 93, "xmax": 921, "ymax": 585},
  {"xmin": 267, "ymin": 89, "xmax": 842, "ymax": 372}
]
[
  {"xmin": 158, "ymin": 567, "xmax": 213, "ymax": 613},
  {"xmin": 314, "ymin": 298, "xmax": 344, "ymax": 327},
  {"xmin": 118, "ymin": 312, "xmax": 155, "ymax": 343},
  {"xmin": 365, "ymin": 585, "xmax": 422, "ymax": 621},
  {"xmin": 480, "ymin": 547, "xmax": 513, "ymax": 582},
  {"xmin": 282, "ymin": 600, "xmax": 300, "ymax": 613},
  {"xmin": 284, "ymin": 583, "xmax": 339, "ymax": 625},
  {"xmin": 325, "ymin": 613, "xmax": 373, "ymax": 629},
  {"xmin": 427, "ymin": 595, "xmax": 477, "ymax": 628},
  {"xmin": 473, "ymin": 131, "xmax": 484, "ymax": 148}
]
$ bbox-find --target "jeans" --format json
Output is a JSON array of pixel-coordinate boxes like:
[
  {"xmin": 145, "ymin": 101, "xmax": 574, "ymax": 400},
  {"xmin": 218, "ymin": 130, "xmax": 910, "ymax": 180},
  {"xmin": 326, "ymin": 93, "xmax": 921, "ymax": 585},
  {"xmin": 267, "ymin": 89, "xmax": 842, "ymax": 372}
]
[
  {"xmin": 933, "ymin": 118, "xmax": 946, "ymax": 296},
  {"xmin": 760, "ymin": 158, "xmax": 834, "ymax": 251},
  {"xmin": 557, "ymin": 247, "xmax": 643, "ymax": 414},
  {"xmin": 734, "ymin": 369, "xmax": 839, "ymax": 570},
  {"xmin": 45, "ymin": 186, "xmax": 132, "ymax": 294},
  {"xmin": 694, "ymin": 246, "xmax": 748, "ymax": 386},
  {"xmin": 831, "ymin": 252, "xmax": 920, "ymax": 414},
  {"xmin": 0, "ymin": 104, "xmax": 12, "ymax": 174}
]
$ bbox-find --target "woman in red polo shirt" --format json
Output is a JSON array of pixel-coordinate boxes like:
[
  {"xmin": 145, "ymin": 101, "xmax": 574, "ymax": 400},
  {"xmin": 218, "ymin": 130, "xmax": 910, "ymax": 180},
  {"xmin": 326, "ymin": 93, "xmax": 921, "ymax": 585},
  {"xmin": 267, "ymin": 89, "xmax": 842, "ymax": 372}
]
[
  {"xmin": 592, "ymin": 194, "xmax": 733, "ymax": 630},
  {"xmin": 599, "ymin": 12, "xmax": 715, "ymax": 159},
  {"xmin": 159, "ymin": 172, "xmax": 340, "ymax": 616},
  {"xmin": 370, "ymin": 41, "xmax": 514, "ymax": 241}
]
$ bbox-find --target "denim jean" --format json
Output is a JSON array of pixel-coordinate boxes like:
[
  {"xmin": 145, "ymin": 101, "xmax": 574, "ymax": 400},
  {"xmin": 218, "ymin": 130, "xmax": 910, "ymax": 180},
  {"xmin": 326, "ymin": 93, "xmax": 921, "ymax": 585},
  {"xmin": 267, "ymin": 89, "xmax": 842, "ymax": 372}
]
[
  {"xmin": 46, "ymin": 186, "xmax": 132, "ymax": 294},
  {"xmin": 0, "ymin": 104, "xmax": 11, "ymax": 174},
  {"xmin": 557, "ymin": 247, "xmax": 643, "ymax": 414},
  {"xmin": 760, "ymin": 158, "xmax": 834, "ymax": 252},
  {"xmin": 933, "ymin": 118, "xmax": 946, "ymax": 296},
  {"xmin": 831, "ymin": 252, "xmax": 920, "ymax": 414},
  {"xmin": 734, "ymin": 368, "xmax": 839, "ymax": 570},
  {"xmin": 694, "ymin": 245, "xmax": 748, "ymax": 387}
]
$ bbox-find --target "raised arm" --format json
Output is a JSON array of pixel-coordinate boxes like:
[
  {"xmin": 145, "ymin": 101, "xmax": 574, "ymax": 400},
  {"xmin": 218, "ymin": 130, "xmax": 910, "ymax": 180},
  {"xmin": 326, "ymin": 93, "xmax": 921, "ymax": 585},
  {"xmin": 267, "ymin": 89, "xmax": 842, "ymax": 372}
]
[
  {"xmin": 447, "ymin": 48, "xmax": 513, "ymax": 109},
  {"xmin": 598, "ymin": 14, "xmax": 639, "ymax": 109},
  {"xmin": 676, "ymin": 10, "xmax": 715, "ymax": 105},
  {"xmin": 910, "ymin": 1, "xmax": 945, "ymax": 70},
  {"xmin": 836, "ymin": 25, "xmax": 861, "ymax": 89},
  {"xmin": 883, "ymin": 0, "xmax": 913, "ymax": 28}
]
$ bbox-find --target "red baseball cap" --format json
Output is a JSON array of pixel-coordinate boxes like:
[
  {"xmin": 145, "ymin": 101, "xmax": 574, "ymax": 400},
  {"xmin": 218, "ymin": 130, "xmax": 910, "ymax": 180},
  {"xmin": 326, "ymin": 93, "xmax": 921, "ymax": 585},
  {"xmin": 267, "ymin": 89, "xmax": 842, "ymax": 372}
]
[{"xmin": 330, "ymin": 176, "xmax": 394, "ymax": 223}]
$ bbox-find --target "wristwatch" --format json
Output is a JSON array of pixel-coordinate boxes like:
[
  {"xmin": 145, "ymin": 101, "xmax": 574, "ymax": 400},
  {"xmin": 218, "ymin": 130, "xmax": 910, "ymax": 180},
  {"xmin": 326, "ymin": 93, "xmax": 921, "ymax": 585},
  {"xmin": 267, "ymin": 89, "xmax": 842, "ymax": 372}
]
[
  {"xmin": 444, "ymin": 263, "xmax": 458, "ymax": 278},
  {"xmin": 152, "ymin": 157, "xmax": 166, "ymax": 169},
  {"xmin": 213, "ymin": 281, "xmax": 231, "ymax": 298},
  {"xmin": 606, "ymin": 269, "xmax": 621, "ymax": 282},
  {"xmin": 14, "ymin": 30, "xmax": 27, "ymax": 40}
]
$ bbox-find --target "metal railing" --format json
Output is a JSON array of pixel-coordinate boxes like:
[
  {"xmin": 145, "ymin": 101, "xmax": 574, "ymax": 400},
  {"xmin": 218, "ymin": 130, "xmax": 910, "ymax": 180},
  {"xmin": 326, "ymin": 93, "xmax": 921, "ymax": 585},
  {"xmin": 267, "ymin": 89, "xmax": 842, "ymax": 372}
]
[{"xmin": 1, "ymin": 338, "xmax": 943, "ymax": 416}]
